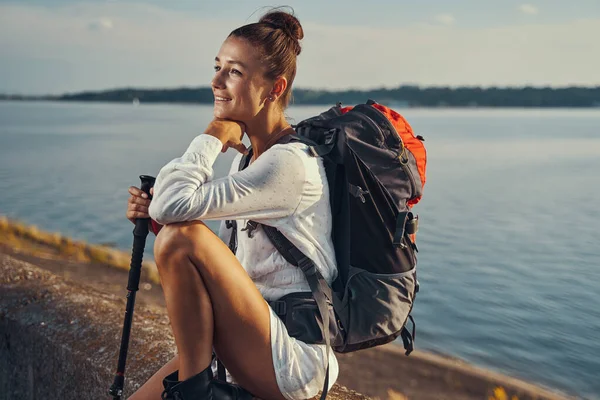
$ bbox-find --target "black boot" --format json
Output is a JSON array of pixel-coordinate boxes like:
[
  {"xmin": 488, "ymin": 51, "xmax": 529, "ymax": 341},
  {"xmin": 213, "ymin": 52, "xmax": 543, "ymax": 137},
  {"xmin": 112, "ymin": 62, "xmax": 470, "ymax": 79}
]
[
  {"xmin": 161, "ymin": 371, "xmax": 180, "ymax": 399},
  {"xmin": 161, "ymin": 366, "xmax": 213, "ymax": 399}
]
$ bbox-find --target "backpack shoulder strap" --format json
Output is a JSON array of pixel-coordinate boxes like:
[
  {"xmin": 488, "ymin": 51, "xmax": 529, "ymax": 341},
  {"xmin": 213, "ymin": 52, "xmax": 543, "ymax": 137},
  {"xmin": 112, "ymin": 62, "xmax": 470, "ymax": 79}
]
[
  {"xmin": 231, "ymin": 135, "xmax": 334, "ymax": 399},
  {"xmin": 261, "ymin": 225, "xmax": 333, "ymax": 400},
  {"xmin": 239, "ymin": 147, "xmax": 253, "ymax": 170}
]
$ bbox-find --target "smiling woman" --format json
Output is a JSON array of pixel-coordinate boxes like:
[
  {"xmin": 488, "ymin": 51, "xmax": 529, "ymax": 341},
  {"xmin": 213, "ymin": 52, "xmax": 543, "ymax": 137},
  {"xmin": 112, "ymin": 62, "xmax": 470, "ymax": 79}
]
[
  {"xmin": 211, "ymin": 11, "xmax": 303, "ymax": 131},
  {"xmin": 126, "ymin": 7, "xmax": 339, "ymax": 400}
]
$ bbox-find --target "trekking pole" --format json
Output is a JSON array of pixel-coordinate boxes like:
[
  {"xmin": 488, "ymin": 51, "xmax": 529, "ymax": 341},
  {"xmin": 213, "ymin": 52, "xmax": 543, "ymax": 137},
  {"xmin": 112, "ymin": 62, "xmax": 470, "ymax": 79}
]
[{"xmin": 109, "ymin": 174, "xmax": 156, "ymax": 400}]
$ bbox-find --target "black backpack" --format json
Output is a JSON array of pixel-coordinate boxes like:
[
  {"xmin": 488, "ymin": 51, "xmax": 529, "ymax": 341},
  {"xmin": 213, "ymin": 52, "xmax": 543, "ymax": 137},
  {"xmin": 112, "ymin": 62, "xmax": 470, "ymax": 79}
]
[{"xmin": 226, "ymin": 100, "xmax": 427, "ymax": 398}]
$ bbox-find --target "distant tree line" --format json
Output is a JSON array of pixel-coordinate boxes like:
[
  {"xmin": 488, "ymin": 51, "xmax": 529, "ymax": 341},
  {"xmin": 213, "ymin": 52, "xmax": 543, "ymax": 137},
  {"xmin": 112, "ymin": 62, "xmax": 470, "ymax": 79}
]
[{"xmin": 2, "ymin": 86, "xmax": 600, "ymax": 107}]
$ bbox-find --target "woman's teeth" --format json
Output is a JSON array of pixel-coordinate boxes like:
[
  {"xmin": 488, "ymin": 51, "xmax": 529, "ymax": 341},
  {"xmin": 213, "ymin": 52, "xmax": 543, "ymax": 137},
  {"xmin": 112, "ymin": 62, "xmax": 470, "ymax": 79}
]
[{"xmin": 215, "ymin": 97, "xmax": 231, "ymax": 101}]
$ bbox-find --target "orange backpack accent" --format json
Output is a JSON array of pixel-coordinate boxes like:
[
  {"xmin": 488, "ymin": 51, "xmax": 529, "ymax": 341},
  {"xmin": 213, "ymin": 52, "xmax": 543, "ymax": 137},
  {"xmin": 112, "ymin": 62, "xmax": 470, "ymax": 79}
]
[{"xmin": 340, "ymin": 104, "xmax": 427, "ymax": 207}]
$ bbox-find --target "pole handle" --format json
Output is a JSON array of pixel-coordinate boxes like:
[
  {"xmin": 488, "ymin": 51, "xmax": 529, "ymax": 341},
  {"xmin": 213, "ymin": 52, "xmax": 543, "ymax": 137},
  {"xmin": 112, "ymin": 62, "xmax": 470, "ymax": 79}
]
[
  {"xmin": 139, "ymin": 175, "xmax": 156, "ymax": 200},
  {"xmin": 133, "ymin": 175, "xmax": 156, "ymax": 238}
]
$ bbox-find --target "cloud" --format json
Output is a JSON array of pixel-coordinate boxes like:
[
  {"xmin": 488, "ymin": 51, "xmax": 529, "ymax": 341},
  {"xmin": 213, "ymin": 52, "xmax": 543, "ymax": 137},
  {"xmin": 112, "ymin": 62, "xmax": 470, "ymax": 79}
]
[
  {"xmin": 518, "ymin": 4, "xmax": 539, "ymax": 15},
  {"xmin": 88, "ymin": 17, "xmax": 113, "ymax": 31},
  {"xmin": 434, "ymin": 14, "xmax": 455, "ymax": 25},
  {"xmin": 100, "ymin": 18, "xmax": 113, "ymax": 29}
]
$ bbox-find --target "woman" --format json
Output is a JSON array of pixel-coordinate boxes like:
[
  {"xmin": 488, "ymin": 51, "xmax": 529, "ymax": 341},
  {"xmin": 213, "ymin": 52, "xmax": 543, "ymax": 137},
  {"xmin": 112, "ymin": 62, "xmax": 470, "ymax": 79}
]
[{"xmin": 126, "ymin": 9, "xmax": 339, "ymax": 400}]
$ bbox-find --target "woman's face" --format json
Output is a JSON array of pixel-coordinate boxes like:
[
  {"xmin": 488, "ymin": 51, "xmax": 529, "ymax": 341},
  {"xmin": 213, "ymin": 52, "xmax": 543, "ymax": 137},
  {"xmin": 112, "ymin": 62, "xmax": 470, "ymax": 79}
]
[{"xmin": 212, "ymin": 36, "xmax": 272, "ymax": 122}]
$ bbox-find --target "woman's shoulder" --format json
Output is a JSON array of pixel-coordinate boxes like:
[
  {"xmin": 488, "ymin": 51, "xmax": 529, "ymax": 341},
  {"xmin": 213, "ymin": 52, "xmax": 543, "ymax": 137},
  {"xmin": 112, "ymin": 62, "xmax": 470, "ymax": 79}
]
[
  {"xmin": 226, "ymin": 141, "xmax": 311, "ymax": 175},
  {"xmin": 270, "ymin": 141, "xmax": 313, "ymax": 161}
]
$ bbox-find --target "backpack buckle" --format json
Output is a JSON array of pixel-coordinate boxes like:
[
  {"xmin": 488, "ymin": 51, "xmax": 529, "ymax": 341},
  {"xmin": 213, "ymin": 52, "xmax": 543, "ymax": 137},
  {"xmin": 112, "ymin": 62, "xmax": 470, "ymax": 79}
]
[
  {"xmin": 324, "ymin": 129, "xmax": 337, "ymax": 145},
  {"xmin": 394, "ymin": 212, "xmax": 419, "ymax": 248},
  {"xmin": 405, "ymin": 213, "xmax": 419, "ymax": 235},
  {"xmin": 241, "ymin": 220, "xmax": 259, "ymax": 238},
  {"xmin": 298, "ymin": 257, "xmax": 317, "ymax": 276},
  {"xmin": 269, "ymin": 300, "xmax": 287, "ymax": 316}
]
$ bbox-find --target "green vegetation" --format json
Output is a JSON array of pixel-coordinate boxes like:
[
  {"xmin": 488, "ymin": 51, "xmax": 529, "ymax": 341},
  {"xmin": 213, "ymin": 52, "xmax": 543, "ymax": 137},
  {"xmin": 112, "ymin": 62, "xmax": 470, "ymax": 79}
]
[
  {"xmin": 0, "ymin": 216, "xmax": 160, "ymax": 284},
  {"xmin": 2, "ymin": 85, "xmax": 600, "ymax": 107}
]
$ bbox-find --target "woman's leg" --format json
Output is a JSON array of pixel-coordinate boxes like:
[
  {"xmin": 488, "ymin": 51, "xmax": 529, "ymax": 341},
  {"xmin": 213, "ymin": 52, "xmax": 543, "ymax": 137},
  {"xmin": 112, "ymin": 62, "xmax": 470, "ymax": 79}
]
[
  {"xmin": 133, "ymin": 220, "xmax": 286, "ymax": 400},
  {"xmin": 128, "ymin": 354, "xmax": 179, "ymax": 400}
]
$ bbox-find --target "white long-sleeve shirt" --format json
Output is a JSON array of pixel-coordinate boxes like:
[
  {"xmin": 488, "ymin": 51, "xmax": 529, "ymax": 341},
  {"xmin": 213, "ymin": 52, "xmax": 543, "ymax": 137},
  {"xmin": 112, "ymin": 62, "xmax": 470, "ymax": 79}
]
[{"xmin": 148, "ymin": 133, "xmax": 337, "ymax": 300}]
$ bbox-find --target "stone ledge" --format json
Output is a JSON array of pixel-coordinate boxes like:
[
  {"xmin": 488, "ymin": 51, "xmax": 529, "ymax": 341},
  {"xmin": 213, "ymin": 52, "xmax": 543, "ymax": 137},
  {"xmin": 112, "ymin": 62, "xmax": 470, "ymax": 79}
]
[{"xmin": 0, "ymin": 253, "xmax": 368, "ymax": 399}]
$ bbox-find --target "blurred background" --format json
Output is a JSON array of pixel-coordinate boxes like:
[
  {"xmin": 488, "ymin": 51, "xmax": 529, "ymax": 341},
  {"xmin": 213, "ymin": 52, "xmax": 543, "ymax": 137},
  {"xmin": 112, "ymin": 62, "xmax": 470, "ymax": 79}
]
[{"xmin": 0, "ymin": 1, "xmax": 599, "ymax": 399}]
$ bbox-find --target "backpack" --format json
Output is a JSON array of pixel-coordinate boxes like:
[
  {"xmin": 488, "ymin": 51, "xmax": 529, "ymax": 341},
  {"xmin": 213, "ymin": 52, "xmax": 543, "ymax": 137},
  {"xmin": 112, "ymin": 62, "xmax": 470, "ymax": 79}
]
[{"xmin": 226, "ymin": 99, "xmax": 427, "ymax": 398}]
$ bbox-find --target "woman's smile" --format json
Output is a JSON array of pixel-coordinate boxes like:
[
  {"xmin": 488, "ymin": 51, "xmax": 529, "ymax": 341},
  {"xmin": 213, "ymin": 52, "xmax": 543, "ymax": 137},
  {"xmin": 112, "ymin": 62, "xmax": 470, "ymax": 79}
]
[{"xmin": 214, "ymin": 95, "xmax": 232, "ymax": 102}]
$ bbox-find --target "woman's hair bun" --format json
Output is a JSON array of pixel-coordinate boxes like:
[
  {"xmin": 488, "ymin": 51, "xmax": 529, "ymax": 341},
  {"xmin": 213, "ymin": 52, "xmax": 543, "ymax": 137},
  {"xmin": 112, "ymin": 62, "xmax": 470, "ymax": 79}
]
[
  {"xmin": 259, "ymin": 9, "xmax": 304, "ymax": 42},
  {"xmin": 229, "ymin": 7, "xmax": 303, "ymax": 107}
]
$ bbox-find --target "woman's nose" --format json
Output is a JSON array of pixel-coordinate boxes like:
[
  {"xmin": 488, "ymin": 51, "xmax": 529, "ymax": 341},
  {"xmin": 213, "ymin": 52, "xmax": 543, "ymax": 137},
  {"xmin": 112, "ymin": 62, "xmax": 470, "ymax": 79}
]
[{"xmin": 211, "ymin": 72, "xmax": 225, "ymax": 89}]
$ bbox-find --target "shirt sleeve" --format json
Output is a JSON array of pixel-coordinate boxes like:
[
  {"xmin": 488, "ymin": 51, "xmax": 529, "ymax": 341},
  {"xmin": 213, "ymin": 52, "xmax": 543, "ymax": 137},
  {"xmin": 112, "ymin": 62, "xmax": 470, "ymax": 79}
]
[{"xmin": 148, "ymin": 134, "xmax": 306, "ymax": 225}]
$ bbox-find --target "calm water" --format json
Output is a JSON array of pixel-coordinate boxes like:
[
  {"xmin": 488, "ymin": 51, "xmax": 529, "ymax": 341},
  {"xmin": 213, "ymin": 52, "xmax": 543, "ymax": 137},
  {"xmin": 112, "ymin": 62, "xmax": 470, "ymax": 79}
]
[{"xmin": 1, "ymin": 101, "xmax": 599, "ymax": 399}]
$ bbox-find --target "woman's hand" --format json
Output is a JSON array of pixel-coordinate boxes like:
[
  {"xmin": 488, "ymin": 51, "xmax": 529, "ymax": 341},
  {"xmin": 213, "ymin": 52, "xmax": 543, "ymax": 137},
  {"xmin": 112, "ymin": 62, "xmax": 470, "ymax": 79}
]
[
  {"xmin": 127, "ymin": 186, "xmax": 154, "ymax": 224},
  {"xmin": 204, "ymin": 118, "xmax": 248, "ymax": 154}
]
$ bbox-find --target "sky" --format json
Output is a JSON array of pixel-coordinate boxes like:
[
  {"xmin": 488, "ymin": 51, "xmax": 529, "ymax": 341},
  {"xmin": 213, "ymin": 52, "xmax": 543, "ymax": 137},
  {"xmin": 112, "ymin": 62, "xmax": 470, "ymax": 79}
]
[{"xmin": 1, "ymin": 0, "xmax": 599, "ymax": 95}]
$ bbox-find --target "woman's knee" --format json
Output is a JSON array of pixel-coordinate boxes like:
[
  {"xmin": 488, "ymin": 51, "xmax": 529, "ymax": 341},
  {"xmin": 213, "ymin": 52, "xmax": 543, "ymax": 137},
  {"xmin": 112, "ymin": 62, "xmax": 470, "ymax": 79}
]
[{"xmin": 154, "ymin": 221, "xmax": 212, "ymax": 269}]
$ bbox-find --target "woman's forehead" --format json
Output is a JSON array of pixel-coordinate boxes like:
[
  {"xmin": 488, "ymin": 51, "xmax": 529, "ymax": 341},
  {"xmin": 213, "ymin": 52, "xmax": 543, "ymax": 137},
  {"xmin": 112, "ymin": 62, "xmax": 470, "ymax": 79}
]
[{"xmin": 216, "ymin": 36, "xmax": 262, "ymax": 69}]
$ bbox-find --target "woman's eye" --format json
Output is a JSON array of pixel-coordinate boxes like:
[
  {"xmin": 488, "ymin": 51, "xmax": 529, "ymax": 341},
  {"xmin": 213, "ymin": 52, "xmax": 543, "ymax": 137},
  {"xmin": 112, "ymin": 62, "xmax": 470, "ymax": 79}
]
[{"xmin": 213, "ymin": 65, "xmax": 240, "ymax": 76}]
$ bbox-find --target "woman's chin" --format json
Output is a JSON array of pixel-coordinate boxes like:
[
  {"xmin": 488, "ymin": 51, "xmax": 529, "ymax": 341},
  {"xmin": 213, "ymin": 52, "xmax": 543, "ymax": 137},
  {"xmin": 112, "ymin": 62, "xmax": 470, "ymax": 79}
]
[
  {"xmin": 213, "ymin": 106, "xmax": 234, "ymax": 120},
  {"xmin": 213, "ymin": 110, "xmax": 247, "ymax": 124}
]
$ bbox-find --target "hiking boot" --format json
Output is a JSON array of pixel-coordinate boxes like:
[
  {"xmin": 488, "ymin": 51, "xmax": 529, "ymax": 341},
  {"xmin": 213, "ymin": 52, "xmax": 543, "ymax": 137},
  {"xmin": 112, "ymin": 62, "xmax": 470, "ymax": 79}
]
[
  {"xmin": 161, "ymin": 371, "xmax": 180, "ymax": 399},
  {"xmin": 161, "ymin": 366, "xmax": 213, "ymax": 399},
  {"xmin": 211, "ymin": 379, "xmax": 254, "ymax": 399}
]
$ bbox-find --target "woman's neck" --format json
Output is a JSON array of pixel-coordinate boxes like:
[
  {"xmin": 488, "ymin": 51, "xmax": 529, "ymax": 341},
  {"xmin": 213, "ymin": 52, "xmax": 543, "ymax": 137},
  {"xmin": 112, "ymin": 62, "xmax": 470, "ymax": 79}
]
[{"xmin": 246, "ymin": 115, "xmax": 291, "ymax": 160}]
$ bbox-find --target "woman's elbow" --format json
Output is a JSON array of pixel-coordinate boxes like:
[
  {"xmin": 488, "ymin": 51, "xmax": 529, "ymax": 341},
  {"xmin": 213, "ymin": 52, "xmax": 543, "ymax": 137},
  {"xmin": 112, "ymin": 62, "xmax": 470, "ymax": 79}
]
[
  {"xmin": 148, "ymin": 200, "xmax": 175, "ymax": 225},
  {"xmin": 149, "ymin": 194, "xmax": 197, "ymax": 225}
]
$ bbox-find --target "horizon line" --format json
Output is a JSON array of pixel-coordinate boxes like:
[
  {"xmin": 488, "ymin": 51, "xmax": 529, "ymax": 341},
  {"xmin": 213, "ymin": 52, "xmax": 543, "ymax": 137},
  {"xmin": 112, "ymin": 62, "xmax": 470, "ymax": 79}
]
[{"xmin": 3, "ymin": 83, "xmax": 600, "ymax": 98}]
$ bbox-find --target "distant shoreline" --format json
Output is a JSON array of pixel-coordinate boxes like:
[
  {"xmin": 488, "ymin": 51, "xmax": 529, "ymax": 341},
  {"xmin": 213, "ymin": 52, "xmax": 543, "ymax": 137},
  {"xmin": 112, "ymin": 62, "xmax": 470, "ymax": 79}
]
[
  {"xmin": 4, "ymin": 99, "xmax": 600, "ymax": 113},
  {"xmin": 2, "ymin": 85, "xmax": 600, "ymax": 108}
]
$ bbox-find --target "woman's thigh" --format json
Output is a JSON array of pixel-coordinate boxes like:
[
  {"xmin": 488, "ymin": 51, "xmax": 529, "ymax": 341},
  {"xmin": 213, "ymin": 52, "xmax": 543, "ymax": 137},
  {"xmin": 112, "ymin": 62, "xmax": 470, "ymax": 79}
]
[{"xmin": 156, "ymin": 221, "xmax": 286, "ymax": 400}]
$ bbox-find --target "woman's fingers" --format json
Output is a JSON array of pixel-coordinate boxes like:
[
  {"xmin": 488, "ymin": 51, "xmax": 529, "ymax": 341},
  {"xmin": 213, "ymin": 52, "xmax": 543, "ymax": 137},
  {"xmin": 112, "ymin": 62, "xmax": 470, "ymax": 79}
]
[
  {"xmin": 129, "ymin": 203, "xmax": 149, "ymax": 213},
  {"xmin": 127, "ymin": 186, "xmax": 152, "ymax": 224},
  {"xmin": 127, "ymin": 205, "xmax": 149, "ymax": 217},
  {"xmin": 126, "ymin": 208, "xmax": 150, "ymax": 224},
  {"xmin": 205, "ymin": 119, "xmax": 245, "ymax": 147},
  {"xmin": 221, "ymin": 142, "xmax": 248, "ymax": 155},
  {"xmin": 129, "ymin": 185, "xmax": 149, "ymax": 199},
  {"xmin": 129, "ymin": 194, "xmax": 151, "ymax": 206},
  {"xmin": 231, "ymin": 142, "xmax": 249, "ymax": 155},
  {"xmin": 127, "ymin": 211, "xmax": 151, "ymax": 220}
]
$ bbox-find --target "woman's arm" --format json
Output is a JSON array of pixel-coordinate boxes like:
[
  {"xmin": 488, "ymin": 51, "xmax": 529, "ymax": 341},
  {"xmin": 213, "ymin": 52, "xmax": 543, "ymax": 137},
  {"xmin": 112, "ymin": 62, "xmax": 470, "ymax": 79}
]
[{"xmin": 148, "ymin": 134, "xmax": 306, "ymax": 225}]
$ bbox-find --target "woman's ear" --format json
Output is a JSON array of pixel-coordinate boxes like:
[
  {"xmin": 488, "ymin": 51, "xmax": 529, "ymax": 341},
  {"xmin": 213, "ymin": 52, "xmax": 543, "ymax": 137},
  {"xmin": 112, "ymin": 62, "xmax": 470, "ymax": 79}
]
[{"xmin": 269, "ymin": 76, "xmax": 288, "ymax": 101}]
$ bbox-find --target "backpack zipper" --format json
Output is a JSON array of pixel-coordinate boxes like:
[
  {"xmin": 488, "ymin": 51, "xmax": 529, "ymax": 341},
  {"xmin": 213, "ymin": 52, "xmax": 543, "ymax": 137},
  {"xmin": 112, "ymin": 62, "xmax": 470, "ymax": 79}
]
[
  {"xmin": 399, "ymin": 149, "xmax": 417, "ymax": 198},
  {"xmin": 349, "ymin": 184, "xmax": 369, "ymax": 203}
]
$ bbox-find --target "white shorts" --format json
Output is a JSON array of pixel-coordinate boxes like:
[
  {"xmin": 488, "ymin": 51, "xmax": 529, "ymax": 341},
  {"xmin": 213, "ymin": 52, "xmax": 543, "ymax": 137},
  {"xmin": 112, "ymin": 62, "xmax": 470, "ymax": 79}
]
[
  {"xmin": 268, "ymin": 306, "xmax": 339, "ymax": 399},
  {"xmin": 211, "ymin": 306, "xmax": 339, "ymax": 400}
]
